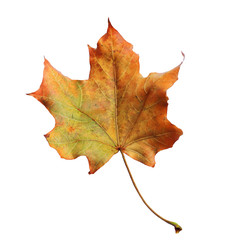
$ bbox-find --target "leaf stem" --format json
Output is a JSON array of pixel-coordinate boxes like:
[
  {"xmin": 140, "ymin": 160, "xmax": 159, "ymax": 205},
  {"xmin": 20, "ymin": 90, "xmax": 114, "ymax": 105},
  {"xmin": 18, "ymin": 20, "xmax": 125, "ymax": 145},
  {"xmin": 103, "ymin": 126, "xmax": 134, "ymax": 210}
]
[{"xmin": 120, "ymin": 150, "xmax": 182, "ymax": 233}]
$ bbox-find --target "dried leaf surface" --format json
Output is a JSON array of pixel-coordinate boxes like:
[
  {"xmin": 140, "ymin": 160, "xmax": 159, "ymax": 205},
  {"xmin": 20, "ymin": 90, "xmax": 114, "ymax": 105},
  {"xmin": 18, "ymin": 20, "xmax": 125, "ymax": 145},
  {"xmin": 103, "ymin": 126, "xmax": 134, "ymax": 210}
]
[{"xmin": 29, "ymin": 20, "xmax": 183, "ymax": 174}]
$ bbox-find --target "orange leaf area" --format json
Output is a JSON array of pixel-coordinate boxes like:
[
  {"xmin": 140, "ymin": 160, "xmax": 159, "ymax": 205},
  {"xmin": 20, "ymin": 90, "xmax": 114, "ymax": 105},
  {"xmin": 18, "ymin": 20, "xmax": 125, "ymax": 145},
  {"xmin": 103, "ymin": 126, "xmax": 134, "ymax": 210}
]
[{"xmin": 29, "ymin": 20, "xmax": 183, "ymax": 174}]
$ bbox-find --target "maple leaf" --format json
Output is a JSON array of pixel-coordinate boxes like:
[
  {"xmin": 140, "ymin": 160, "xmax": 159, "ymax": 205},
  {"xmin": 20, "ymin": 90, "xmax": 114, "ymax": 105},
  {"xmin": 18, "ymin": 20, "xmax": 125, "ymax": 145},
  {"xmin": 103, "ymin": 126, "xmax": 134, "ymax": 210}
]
[
  {"xmin": 29, "ymin": 20, "xmax": 183, "ymax": 174},
  {"xmin": 28, "ymin": 19, "xmax": 183, "ymax": 233}
]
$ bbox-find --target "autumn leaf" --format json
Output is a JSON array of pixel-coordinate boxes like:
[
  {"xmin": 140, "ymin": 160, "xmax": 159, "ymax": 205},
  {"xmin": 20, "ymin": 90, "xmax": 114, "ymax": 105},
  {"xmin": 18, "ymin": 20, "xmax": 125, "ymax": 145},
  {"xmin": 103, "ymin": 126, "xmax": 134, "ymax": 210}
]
[{"xmin": 28, "ymin": 19, "xmax": 183, "ymax": 233}]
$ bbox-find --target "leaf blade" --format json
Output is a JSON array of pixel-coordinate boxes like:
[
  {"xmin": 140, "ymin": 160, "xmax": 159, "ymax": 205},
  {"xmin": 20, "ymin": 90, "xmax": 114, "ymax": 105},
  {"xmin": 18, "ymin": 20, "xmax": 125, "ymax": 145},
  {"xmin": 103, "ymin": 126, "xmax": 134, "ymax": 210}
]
[{"xmin": 29, "ymin": 20, "xmax": 183, "ymax": 173}]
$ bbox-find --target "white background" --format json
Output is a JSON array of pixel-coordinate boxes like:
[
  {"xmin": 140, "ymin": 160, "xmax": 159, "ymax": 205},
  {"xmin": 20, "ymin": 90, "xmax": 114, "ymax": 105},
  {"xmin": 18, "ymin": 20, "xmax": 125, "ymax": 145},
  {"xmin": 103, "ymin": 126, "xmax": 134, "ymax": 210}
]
[{"xmin": 1, "ymin": 0, "xmax": 232, "ymax": 239}]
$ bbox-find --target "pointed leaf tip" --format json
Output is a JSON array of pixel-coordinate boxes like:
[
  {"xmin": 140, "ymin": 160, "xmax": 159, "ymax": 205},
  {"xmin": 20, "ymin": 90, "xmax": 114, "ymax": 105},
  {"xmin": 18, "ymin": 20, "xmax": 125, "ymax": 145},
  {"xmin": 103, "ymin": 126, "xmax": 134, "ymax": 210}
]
[
  {"xmin": 108, "ymin": 18, "xmax": 112, "ymax": 26},
  {"xmin": 107, "ymin": 18, "xmax": 114, "ymax": 32},
  {"xmin": 87, "ymin": 44, "xmax": 94, "ymax": 51},
  {"xmin": 43, "ymin": 57, "xmax": 50, "ymax": 66}
]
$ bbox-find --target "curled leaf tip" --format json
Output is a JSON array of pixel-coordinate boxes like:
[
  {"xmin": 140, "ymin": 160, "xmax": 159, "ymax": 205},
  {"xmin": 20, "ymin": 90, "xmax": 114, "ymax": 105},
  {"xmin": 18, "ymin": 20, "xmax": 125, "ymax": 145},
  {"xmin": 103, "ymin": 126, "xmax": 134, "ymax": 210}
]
[{"xmin": 181, "ymin": 51, "xmax": 185, "ymax": 64}]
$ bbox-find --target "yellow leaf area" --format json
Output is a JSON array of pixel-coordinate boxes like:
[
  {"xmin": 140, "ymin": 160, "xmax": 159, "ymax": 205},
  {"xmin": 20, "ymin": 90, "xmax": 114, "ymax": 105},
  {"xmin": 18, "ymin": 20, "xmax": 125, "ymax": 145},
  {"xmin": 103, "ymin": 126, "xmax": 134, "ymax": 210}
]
[{"xmin": 29, "ymin": 20, "xmax": 183, "ymax": 174}]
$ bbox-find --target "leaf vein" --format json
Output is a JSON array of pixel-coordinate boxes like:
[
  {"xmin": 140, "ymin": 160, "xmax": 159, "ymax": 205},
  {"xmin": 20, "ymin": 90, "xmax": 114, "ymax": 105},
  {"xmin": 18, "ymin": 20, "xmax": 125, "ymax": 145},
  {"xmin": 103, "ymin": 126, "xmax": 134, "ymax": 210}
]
[
  {"xmin": 76, "ymin": 108, "xmax": 116, "ymax": 146},
  {"xmin": 49, "ymin": 139, "xmax": 115, "ymax": 148},
  {"xmin": 124, "ymin": 132, "xmax": 178, "ymax": 147}
]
